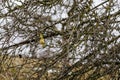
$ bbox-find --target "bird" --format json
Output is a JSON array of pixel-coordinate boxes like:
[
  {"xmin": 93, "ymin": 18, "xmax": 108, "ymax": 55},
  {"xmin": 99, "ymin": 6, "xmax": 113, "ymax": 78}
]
[{"xmin": 39, "ymin": 33, "xmax": 45, "ymax": 48}]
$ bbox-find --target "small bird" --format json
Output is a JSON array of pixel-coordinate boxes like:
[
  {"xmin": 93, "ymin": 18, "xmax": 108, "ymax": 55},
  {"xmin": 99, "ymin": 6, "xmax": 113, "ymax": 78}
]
[
  {"xmin": 18, "ymin": 54, "xmax": 22, "ymax": 58},
  {"xmin": 39, "ymin": 33, "xmax": 45, "ymax": 48}
]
